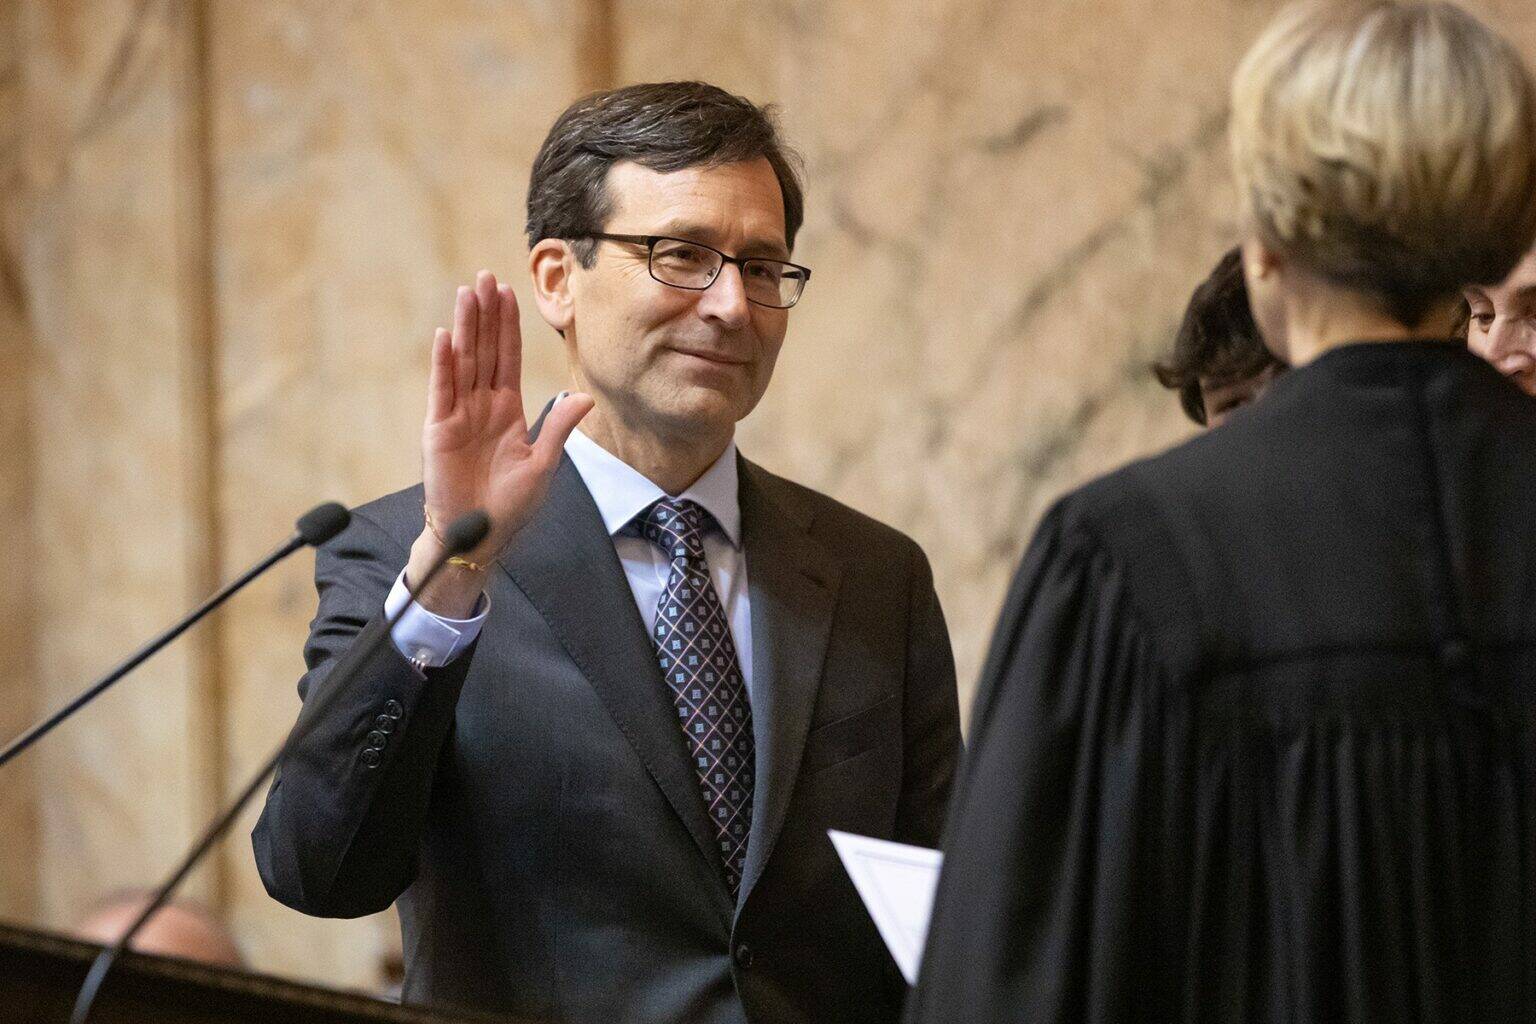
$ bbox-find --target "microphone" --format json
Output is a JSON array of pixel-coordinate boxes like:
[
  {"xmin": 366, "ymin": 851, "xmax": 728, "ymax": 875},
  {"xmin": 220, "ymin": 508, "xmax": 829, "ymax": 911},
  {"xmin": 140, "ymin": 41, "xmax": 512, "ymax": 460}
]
[
  {"xmin": 68, "ymin": 509, "xmax": 492, "ymax": 1024},
  {"xmin": 294, "ymin": 502, "xmax": 353, "ymax": 547},
  {"xmin": 0, "ymin": 502, "xmax": 352, "ymax": 772}
]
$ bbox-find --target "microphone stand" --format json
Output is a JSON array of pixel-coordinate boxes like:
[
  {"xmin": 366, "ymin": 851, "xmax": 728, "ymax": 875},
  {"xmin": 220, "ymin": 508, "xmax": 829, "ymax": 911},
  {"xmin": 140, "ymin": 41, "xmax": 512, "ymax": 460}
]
[
  {"xmin": 0, "ymin": 503, "xmax": 350, "ymax": 771},
  {"xmin": 67, "ymin": 510, "xmax": 490, "ymax": 1024}
]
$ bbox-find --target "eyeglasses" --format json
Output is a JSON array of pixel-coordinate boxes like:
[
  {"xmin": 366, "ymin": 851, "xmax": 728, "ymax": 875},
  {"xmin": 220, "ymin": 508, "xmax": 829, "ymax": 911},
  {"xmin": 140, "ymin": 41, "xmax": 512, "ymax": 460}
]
[{"xmin": 581, "ymin": 233, "xmax": 811, "ymax": 309}]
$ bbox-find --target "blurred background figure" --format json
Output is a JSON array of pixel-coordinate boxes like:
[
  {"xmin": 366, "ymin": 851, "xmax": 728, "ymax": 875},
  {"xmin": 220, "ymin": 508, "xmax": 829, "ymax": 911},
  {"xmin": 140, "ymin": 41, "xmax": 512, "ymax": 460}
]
[
  {"xmin": 73, "ymin": 891, "xmax": 245, "ymax": 969},
  {"xmin": 1154, "ymin": 247, "xmax": 1284, "ymax": 425},
  {"xmin": 1464, "ymin": 249, "xmax": 1536, "ymax": 394},
  {"xmin": 909, "ymin": 2, "xmax": 1536, "ymax": 1022}
]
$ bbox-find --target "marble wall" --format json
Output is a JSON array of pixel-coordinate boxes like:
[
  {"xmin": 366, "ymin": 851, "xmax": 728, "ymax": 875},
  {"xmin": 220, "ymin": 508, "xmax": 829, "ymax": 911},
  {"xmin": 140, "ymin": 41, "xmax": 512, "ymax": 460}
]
[
  {"xmin": 0, "ymin": 0, "xmax": 38, "ymax": 925},
  {"xmin": 4, "ymin": 0, "xmax": 1534, "ymax": 995},
  {"xmin": 8, "ymin": 0, "xmax": 216, "ymax": 928}
]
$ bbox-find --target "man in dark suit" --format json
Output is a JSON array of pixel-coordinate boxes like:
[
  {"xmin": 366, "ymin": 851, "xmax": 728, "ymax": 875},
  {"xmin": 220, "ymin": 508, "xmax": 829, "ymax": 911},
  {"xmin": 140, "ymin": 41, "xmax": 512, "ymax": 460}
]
[{"xmin": 253, "ymin": 81, "xmax": 960, "ymax": 1024}]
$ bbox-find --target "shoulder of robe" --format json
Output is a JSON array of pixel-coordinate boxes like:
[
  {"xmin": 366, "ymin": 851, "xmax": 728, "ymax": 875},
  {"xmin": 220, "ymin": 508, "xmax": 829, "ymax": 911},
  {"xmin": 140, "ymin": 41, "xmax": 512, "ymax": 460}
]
[{"xmin": 1048, "ymin": 432, "xmax": 1247, "ymax": 680}]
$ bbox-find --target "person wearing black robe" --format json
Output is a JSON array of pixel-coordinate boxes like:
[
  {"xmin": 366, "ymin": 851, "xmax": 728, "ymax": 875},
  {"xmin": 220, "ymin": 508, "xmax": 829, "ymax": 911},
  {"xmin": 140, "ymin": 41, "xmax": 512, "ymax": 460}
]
[{"xmin": 908, "ymin": 3, "xmax": 1536, "ymax": 1022}]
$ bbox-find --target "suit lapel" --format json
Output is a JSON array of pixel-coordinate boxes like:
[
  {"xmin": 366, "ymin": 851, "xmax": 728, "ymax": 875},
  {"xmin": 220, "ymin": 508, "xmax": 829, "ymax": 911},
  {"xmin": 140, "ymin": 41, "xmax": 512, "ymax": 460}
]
[
  {"xmin": 497, "ymin": 455, "xmax": 727, "ymax": 887},
  {"xmin": 737, "ymin": 459, "xmax": 845, "ymax": 906}
]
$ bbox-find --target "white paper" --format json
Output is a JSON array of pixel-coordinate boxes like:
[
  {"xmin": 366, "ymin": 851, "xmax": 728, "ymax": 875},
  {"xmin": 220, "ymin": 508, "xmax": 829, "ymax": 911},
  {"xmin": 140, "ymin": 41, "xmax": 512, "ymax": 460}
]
[{"xmin": 828, "ymin": 829, "xmax": 944, "ymax": 985}]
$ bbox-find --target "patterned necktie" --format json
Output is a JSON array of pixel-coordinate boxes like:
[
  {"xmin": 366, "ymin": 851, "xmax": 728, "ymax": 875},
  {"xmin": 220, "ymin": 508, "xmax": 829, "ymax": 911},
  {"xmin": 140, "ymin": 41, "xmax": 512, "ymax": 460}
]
[{"xmin": 640, "ymin": 497, "xmax": 755, "ymax": 897}]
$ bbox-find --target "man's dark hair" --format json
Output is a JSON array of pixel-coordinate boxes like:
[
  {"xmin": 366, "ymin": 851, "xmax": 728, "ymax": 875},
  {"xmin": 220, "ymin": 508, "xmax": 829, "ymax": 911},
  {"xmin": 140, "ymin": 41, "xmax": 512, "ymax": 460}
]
[
  {"xmin": 1154, "ymin": 247, "xmax": 1282, "ymax": 425},
  {"xmin": 526, "ymin": 81, "xmax": 805, "ymax": 266},
  {"xmin": 1450, "ymin": 296, "xmax": 1472, "ymax": 340}
]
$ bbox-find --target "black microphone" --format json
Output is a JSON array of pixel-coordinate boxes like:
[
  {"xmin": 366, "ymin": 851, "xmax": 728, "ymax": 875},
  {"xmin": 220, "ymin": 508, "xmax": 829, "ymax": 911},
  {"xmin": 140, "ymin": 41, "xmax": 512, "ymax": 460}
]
[
  {"xmin": 68, "ymin": 509, "xmax": 492, "ymax": 1024},
  {"xmin": 0, "ymin": 502, "xmax": 351, "ymax": 772}
]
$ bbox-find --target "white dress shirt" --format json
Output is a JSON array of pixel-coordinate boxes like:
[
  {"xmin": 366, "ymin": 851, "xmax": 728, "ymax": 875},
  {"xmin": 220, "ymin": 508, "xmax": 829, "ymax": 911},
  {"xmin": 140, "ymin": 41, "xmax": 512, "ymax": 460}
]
[{"xmin": 387, "ymin": 424, "xmax": 754, "ymax": 698}]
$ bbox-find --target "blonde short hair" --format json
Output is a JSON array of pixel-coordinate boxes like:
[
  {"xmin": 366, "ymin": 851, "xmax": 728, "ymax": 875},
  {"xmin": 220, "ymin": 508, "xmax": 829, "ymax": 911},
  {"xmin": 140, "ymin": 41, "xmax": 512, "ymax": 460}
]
[{"xmin": 1230, "ymin": 1, "xmax": 1536, "ymax": 324}]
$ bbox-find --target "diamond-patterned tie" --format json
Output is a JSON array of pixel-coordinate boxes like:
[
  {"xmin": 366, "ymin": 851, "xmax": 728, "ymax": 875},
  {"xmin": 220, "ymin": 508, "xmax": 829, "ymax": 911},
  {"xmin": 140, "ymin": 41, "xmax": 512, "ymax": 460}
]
[{"xmin": 640, "ymin": 497, "xmax": 755, "ymax": 897}]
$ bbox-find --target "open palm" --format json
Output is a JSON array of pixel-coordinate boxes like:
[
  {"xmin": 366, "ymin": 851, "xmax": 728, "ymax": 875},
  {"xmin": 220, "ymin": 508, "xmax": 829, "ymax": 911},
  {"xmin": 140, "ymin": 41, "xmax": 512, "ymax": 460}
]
[{"xmin": 422, "ymin": 270, "xmax": 592, "ymax": 562}]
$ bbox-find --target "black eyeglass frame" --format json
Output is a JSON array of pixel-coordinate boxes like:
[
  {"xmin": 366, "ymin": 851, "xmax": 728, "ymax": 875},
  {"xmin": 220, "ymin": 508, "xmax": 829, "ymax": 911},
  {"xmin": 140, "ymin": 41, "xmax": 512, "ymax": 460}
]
[{"xmin": 579, "ymin": 232, "xmax": 812, "ymax": 309}]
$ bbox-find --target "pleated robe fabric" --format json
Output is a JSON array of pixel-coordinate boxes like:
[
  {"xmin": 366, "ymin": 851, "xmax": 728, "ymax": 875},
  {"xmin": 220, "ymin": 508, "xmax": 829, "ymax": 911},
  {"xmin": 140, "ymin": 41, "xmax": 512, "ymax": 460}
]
[{"xmin": 908, "ymin": 342, "xmax": 1536, "ymax": 1024}]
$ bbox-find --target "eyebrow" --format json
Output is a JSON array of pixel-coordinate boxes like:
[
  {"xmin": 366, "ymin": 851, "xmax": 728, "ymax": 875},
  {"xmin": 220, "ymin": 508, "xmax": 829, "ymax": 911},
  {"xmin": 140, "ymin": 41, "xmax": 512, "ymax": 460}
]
[{"xmin": 651, "ymin": 221, "xmax": 791, "ymax": 260}]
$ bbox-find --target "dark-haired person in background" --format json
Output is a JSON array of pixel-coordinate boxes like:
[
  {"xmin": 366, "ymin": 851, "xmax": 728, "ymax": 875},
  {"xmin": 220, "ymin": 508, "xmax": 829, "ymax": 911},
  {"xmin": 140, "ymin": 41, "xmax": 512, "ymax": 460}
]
[
  {"xmin": 253, "ymin": 82, "xmax": 960, "ymax": 1024},
  {"xmin": 909, "ymin": 2, "xmax": 1536, "ymax": 1021},
  {"xmin": 1155, "ymin": 247, "xmax": 1284, "ymax": 426}
]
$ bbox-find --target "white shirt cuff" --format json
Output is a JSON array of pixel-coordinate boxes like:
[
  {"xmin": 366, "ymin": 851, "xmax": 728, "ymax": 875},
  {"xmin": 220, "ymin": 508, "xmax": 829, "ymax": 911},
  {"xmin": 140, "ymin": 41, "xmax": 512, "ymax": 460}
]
[{"xmin": 385, "ymin": 569, "xmax": 489, "ymax": 668}]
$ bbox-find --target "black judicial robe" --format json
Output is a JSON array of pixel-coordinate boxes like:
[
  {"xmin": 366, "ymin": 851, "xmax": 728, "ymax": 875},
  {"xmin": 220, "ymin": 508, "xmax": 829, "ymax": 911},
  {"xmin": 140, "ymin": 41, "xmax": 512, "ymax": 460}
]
[{"xmin": 908, "ymin": 342, "xmax": 1536, "ymax": 1024}]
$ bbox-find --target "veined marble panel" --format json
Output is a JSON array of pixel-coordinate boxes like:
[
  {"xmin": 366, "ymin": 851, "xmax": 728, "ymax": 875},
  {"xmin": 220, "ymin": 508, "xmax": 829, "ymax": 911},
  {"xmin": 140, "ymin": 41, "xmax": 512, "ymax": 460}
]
[
  {"xmin": 11, "ymin": 0, "xmax": 207, "ymax": 925},
  {"xmin": 0, "ymin": 0, "xmax": 39, "ymax": 922},
  {"xmin": 209, "ymin": 0, "xmax": 588, "ymax": 988}
]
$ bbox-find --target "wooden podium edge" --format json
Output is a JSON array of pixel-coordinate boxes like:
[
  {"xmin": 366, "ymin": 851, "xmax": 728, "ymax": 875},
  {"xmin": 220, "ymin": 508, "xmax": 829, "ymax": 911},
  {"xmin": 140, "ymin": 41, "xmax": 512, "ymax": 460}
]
[{"xmin": 0, "ymin": 919, "xmax": 511, "ymax": 1023}]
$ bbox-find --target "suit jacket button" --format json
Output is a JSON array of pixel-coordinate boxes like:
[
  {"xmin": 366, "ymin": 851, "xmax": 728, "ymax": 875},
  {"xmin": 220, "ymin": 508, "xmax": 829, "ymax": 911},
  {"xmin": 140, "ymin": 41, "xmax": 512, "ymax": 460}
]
[
  {"xmin": 734, "ymin": 944, "xmax": 754, "ymax": 969},
  {"xmin": 374, "ymin": 714, "xmax": 395, "ymax": 734},
  {"xmin": 366, "ymin": 730, "xmax": 388, "ymax": 750},
  {"xmin": 384, "ymin": 699, "xmax": 404, "ymax": 720},
  {"xmin": 359, "ymin": 747, "xmax": 382, "ymax": 768}
]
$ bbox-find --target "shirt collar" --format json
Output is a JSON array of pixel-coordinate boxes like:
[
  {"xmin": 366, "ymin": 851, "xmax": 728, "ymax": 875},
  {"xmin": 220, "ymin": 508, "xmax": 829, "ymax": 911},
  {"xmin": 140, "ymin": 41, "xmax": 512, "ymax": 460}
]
[{"xmin": 562, "ymin": 419, "xmax": 742, "ymax": 548}]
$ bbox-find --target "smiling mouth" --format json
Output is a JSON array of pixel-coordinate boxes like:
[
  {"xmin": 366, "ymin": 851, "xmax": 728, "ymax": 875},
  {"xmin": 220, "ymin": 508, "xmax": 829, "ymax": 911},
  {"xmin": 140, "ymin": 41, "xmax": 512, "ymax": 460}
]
[{"xmin": 670, "ymin": 347, "xmax": 748, "ymax": 367}]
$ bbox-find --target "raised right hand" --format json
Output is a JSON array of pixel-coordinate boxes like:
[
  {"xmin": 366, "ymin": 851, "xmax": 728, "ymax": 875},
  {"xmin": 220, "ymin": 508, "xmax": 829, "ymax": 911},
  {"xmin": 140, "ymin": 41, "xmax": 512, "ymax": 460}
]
[{"xmin": 406, "ymin": 269, "xmax": 593, "ymax": 615}]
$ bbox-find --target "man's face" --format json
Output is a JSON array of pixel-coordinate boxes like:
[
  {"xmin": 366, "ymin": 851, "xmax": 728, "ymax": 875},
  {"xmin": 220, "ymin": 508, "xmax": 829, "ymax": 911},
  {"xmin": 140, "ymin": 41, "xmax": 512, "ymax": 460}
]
[
  {"xmin": 1465, "ymin": 251, "xmax": 1536, "ymax": 396},
  {"xmin": 1199, "ymin": 363, "xmax": 1279, "ymax": 428},
  {"xmin": 564, "ymin": 157, "xmax": 792, "ymax": 442}
]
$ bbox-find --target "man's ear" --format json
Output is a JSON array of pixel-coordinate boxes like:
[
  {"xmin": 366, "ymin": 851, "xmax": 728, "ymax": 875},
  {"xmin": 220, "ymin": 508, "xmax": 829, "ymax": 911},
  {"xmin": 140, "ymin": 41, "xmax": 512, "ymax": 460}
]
[{"xmin": 529, "ymin": 239, "xmax": 576, "ymax": 334}]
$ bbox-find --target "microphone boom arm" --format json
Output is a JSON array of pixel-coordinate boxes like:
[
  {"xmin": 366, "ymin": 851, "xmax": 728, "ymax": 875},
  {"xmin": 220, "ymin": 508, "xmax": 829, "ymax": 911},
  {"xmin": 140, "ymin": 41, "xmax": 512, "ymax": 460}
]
[
  {"xmin": 0, "ymin": 534, "xmax": 304, "ymax": 772},
  {"xmin": 67, "ymin": 509, "xmax": 490, "ymax": 1024}
]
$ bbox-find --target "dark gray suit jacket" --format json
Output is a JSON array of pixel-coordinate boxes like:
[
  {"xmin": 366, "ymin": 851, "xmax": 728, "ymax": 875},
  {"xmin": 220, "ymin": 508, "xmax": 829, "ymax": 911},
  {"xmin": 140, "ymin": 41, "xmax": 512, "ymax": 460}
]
[{"xmin": 252, "ymin": 449, "xmax": 960, "ymax": 1024}]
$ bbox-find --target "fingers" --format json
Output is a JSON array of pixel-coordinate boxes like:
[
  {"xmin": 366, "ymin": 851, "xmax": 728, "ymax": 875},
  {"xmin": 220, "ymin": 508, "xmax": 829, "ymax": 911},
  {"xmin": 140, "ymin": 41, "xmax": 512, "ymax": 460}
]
[
  {"xmin": 453, "ymin": 285, "xmax": 477, "ymax": 393},
  {"xmin": 426, "ymin": 327, "xmax": 454, "ymax": 423},
  {"xmin": 447, "ymin": 272, "xmax": 516, "ymax": 398},
  {"xmin": 475, "ymin": 270, "xmax": 499, "ymax": 391},
  {"xmin": 534, "ymin": 392, "xmax": 595, "ymax": 468},
  {"xmin": 493, "ymin": 284, "xmax": 522, "ymax": 392}
]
